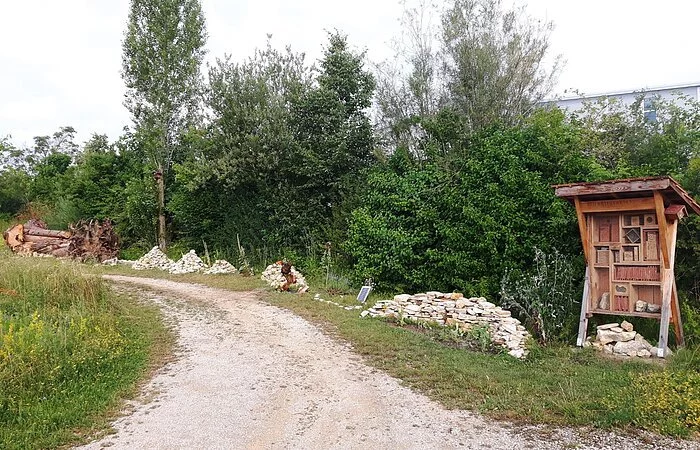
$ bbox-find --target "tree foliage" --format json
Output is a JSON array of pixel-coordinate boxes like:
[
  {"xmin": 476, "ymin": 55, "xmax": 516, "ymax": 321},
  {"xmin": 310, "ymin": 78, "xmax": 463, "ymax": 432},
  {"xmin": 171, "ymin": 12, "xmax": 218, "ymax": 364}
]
[
  {"xmin": 122, "ymin": 0, "xmax": 207, "ymax": 249},
  {"xmin": 375, "ymin": 0, "xmax": 561, "ymax": 152},
  {"xmin": 346, "ymin": 109, "xmax": 592, "ymax": 296}
]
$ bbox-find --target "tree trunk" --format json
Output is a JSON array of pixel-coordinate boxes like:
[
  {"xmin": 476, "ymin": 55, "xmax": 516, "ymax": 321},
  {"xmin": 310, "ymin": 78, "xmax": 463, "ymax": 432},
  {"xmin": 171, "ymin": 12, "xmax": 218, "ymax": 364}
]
[
  {"xmin": 155, "ymin": 166, "xmax": 167, "ymax": 251},
  {"xmin": 3, "ymin": 219, "xmax": 119, "ymax": 261}
]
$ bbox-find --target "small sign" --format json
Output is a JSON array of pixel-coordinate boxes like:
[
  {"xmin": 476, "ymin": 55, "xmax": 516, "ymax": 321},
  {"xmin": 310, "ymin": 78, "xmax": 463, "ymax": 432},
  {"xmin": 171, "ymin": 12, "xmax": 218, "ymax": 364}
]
[{"xmin": 356, "ymin": 285, "xmax": 372, "ymax": 303}]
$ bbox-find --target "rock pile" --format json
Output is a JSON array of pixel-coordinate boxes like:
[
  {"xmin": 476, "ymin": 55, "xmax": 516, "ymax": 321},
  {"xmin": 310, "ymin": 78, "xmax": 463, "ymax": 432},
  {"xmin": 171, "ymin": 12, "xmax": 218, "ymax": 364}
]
[
  {"xmin": 169, "ymin": 250, "xmax": 207, "ymax": 274},
  {"xmin": 586, "ymin": 321, "xmax": 659, "ymax": 358},
  {"xmin": 261, "ymin": 262, "xmax": 309, "ymax": 292},
  {"xmin": 132, "ymin": 247, "xmax": 175, "ymax": 271},
  {"xmin": 313, "ymin": 293, "xmax": 363, "ymax": 311},
  {"xmin": 131, "ymin": 247, "xmax": 241, "ymax": 276},
  {"xmin": 362, "ymin": 292, "xmax": 530, "ymax": 359},
  {"xmin": 203, "ymin": 260, "xmax": 238, "ymax": 274}
]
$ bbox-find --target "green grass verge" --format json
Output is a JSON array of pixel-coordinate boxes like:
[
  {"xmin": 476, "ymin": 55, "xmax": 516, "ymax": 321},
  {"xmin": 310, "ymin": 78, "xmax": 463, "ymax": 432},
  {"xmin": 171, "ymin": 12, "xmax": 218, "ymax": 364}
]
[{"xmin": 0, "ymin": 256, "xmax": 173, "ymax": 449}]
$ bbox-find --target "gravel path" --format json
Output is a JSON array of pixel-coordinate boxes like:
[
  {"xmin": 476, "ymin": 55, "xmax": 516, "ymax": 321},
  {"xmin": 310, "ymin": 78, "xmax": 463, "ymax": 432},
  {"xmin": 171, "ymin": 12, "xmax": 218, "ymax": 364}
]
[{"xmin": 78, "ymin": 276, "xmax": 698, "ymax": 450}]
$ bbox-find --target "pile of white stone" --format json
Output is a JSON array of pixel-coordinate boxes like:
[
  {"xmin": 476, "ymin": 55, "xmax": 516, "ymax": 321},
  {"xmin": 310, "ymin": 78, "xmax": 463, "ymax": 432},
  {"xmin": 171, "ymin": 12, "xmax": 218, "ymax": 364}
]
[
  {"xmin": 585, "ymin": 321, "xmax": 660, "ymax": 358},
  {"xmin": 362, "ymin": 292, "xmax": 530, "ymax": 359},
  {"xmin": 169, "ymin": 250, "xmax": 207, "ymax": 274},
  {"xmin": 313, "ymin": 293, "xmax": 363, "ymax": 311},
  {"xmin": 261, "ymin": 262, "xmax": 309, "ymax": 292},
  {"xmin": 132, "ymin": 247, "xmax": 238, "ymax": 275},
  {"xmin": 132, "ymin": 247, "xmax": 175, "ymax": 271},
  {"xmin": 204, "ymin": 260, "xmax": 238, "ymax": 274}
]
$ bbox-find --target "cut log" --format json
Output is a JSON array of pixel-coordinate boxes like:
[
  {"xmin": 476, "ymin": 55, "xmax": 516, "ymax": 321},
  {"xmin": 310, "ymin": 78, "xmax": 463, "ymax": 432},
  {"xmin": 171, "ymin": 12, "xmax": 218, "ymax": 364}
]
[
  {"xmin": 24, "ymin": 228, "xmax": 72, "ymax": 239},
  {"xmin": 3, "ymin": 218, "xmax": 119, "ymax": 261},
  {"xmin": 3, "ymin": 224, "xmax": 24, "ymax": 250}
]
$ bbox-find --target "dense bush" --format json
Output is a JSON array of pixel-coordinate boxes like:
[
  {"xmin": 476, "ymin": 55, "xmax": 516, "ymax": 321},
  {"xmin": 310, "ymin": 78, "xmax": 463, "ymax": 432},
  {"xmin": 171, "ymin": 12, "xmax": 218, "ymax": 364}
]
[{"xmin": 346, "ymin": 110, "xmax": 594, "ymax": 297}]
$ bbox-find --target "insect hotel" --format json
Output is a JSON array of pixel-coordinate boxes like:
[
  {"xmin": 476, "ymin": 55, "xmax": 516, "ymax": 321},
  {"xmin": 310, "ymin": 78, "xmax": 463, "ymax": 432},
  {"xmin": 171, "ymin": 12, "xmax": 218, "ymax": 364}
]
[{"xmin": 554, "ymin": 177, "xmax": 700, "ymax": 357}]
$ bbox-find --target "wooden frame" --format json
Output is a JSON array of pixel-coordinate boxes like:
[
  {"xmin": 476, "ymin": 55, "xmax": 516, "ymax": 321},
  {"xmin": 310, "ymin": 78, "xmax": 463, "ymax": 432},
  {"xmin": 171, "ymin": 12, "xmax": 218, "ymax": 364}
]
[{"xmin": 554, "ymin": 177, "xmax": 700, "ymax": 357}]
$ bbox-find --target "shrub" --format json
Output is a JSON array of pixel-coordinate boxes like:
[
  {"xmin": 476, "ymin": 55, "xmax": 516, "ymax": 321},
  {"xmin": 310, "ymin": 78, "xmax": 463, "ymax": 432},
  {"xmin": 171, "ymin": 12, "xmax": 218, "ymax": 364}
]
[
  {"xmin": 500, "ymin": 248, "xmax": 580, "ymax": 345},
  {"xmin": 630, "ymin": 370, "xmax": 700, "ymax": 437}
]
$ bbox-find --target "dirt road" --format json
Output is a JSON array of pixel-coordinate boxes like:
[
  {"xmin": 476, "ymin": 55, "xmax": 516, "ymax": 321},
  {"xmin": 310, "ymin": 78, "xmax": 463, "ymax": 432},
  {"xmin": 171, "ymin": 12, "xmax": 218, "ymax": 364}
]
[{"xmin": 78, "ymin": 276, "xmax": 695, "ymax": 450}]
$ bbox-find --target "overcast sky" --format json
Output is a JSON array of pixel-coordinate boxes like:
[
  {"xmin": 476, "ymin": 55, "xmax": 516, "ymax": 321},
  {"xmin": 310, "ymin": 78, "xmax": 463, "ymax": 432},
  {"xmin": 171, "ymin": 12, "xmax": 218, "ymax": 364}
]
[{"xmin": 2, "ymin": 0, "xmax": 699, "ymax": 147}]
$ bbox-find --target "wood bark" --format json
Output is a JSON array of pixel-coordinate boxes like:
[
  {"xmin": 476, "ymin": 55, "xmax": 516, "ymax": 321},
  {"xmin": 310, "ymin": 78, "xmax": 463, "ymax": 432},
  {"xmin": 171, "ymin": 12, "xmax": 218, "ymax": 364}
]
[
  {"xmin": 156, "ymin": 167, "xmax": 167, "ymax": 252},
  {"xmin": 3, "ymin": 219, "xmax": 119, "ymax": 261}
]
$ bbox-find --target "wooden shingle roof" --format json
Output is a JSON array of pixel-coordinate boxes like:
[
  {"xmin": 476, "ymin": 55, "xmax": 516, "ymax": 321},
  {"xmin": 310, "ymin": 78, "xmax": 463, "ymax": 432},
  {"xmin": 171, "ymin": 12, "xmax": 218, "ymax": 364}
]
[{"xmin": 553, "ymin": 176, "xmax": 700, "ymax": 215}]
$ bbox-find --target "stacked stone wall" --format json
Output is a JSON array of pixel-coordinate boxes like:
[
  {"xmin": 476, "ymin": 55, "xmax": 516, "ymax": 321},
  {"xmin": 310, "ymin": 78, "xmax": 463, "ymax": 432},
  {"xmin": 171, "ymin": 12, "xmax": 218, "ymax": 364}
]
[{"xmin": 363, "ymin": 292, "xmax": 530, "ymax": 358}]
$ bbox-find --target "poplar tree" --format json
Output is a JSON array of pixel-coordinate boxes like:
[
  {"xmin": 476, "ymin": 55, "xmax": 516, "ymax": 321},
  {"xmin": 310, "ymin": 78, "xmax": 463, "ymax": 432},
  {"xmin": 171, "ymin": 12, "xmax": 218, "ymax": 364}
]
[{"xmin": 122, "ymin": 0, "xmax": 206, "ymax": 250}]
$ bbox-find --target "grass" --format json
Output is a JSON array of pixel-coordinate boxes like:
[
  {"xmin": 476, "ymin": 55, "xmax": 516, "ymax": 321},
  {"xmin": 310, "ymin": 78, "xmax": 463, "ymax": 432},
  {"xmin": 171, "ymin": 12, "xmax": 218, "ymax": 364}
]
[{"xmin": 0, "ymin": 255, "xmax": 173, "ymax": 449}]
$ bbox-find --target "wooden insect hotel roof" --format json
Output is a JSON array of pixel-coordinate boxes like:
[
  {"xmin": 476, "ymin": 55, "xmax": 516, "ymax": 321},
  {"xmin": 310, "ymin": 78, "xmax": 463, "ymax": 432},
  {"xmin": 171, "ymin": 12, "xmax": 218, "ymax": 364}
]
[{"xmin": 553, "ymin": 176, "xmax": 700, "ymax": 215}]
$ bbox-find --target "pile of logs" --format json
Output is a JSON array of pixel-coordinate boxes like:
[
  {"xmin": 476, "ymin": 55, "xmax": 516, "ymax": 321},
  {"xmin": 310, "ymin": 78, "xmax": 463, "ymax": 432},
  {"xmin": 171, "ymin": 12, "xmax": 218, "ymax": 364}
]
[{"xmin": 3, "ymin": 219, "xmax": 119, "ymax": 262}]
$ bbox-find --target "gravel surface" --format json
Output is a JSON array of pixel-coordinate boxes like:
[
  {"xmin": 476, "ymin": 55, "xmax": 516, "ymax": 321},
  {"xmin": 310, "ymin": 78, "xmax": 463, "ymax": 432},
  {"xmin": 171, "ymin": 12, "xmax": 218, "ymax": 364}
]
[{"xmin": 77, "ymin": 276, "xmax": 698, "ymax": 450}]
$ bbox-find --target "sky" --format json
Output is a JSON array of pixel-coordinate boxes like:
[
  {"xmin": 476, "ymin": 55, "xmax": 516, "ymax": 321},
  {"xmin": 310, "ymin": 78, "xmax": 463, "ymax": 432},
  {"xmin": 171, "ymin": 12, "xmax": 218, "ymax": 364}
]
[{"xmin": 1, "ymin": 0, "xmax": 699, "ymax": 147}]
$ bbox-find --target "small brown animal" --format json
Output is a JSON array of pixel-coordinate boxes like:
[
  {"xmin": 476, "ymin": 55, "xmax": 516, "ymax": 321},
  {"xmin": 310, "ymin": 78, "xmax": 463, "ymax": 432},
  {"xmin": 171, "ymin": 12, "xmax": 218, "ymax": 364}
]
[{"xmin": 280, "ymin": 262, "xmax": 296, "ymax": 291}]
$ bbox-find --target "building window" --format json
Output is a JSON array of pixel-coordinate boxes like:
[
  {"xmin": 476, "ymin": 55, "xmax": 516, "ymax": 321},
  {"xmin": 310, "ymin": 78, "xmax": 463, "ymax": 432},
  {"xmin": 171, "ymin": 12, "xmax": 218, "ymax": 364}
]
[{"xmin": 643, "ymin": 97, "xmax": 657, "ymax": 122}]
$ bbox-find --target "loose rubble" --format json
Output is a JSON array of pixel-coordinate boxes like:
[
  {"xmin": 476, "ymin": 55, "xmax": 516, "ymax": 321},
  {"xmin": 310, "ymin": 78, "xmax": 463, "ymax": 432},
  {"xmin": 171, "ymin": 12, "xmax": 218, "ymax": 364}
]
[
  {"xmin": 313, "ymin": 293, "xmax": 363, "ymax": 310},
  {"xmin": 169, "ymin": 250, "xmax": 207, "ymax": 274},
  {"xmin": 363, "ymin": 292, "xmax": 530, "ymax": 359},
  {"xmin": 203, "ymin": 260, "xmax": 238, "ymax": 274},
  {"xmin": 132, "ymin": 247, "xmax": 175, "ymax": 271},
  {"xmin": 130, "ymin": 247, "xmax": 241, "ymax": 276},
  {"xmin": 585, "ymin": 321, "xmax": 662, "ymax": 358},
  {"xmin": 261, "ymin": 262, "xmax": 309, "ymax": 292}
]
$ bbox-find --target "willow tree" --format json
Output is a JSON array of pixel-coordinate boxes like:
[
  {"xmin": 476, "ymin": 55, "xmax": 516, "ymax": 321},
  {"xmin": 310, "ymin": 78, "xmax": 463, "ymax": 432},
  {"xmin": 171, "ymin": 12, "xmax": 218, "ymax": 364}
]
[{"xmin": 122, "ymin": 0, "xmax": 206, "ymax": 250}]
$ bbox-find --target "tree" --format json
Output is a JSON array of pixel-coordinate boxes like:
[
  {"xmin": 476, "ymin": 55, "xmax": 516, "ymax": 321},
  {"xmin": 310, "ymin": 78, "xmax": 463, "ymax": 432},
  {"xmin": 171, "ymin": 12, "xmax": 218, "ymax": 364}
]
[
  {"xmin": 441, "ymin": 0, "xmax": 561, "ymax": 131},
  {"xmin": 289, "ymin": 32, "xmax": 376, "ymax": 246},
  {"xmin": 374, "ymin": 1, "xmax": 443, "ymax": 153},
  {"xmin": 122, "ymin": 0, "xmax": 207, "ymax": 250},
  {"xmin": 375, "ymin": 0, "xmax": 561, "ymax": 153}
]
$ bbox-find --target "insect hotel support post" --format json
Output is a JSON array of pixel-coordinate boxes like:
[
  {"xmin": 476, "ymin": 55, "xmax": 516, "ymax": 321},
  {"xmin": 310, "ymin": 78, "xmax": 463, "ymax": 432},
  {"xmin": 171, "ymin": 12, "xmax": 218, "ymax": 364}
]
[{"xmin": 554, "ymin": 177, "xmax": 700, "ymax": 357}]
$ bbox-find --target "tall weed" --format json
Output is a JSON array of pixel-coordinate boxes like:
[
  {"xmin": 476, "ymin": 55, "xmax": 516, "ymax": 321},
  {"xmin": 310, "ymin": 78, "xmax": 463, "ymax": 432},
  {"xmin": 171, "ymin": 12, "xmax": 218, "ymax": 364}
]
[
  {"xmin": 500, "ymin": 248, "xmax": 579, "ymax": 345},
  {"xmin": 0, "ymin": 256, "xmax": 166, "ymax": 449}
]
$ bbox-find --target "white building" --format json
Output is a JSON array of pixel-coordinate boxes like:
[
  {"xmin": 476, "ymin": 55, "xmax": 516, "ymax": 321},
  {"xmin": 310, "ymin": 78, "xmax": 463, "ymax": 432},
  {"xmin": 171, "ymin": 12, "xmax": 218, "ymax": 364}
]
[{"xmin": 547, "ymin": 82, "xmax": 700, "ymax": 122}]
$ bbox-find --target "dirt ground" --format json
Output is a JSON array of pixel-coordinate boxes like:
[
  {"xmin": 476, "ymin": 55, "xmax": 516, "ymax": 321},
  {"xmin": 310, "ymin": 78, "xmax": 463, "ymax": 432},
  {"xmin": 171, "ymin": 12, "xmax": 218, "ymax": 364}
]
[{"xmin": 77, "ymin": 276, "xmax": 697, "ymax": 450}]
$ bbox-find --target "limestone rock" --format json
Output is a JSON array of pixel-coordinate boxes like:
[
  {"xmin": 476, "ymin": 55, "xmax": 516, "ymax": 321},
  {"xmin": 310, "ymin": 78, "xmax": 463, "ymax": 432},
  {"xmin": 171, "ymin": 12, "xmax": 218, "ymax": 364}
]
[
  {"xmin": 132, "ymin": 246, "xmax": 175, "ymax": 271},
  {"xmin": 362, "ymin": 290, "xmax": 530, "ymax": 359},
  {"xmin": 508, "ymin": 349, "xmax": 525, "ymax": 359},
  {"xmin": 611, "ymin": 326, "xmax": 624, "ymax": 333},
  {"xmin": 596, "ymin": 329, "xmax": 636, "ymax": 344},
  {"xmin": 646, "ymin": 304, "xmax": 661, "ymax": 313},
  {"xmin": 613, "ymin": 339, "xmax": 648, "ymax": 356},
  {"xmin": 597, "ymin": 323, "xmax": 619, "ymax": 331},
  {"xmin": 620, "ymin": 320, "xmax": 634, "ymax": 332},
  {"xmin": 169, "ymin": 250, "xmax": 207, "ymax": 274},
  {"xmin": 203, "ymin": 259, "xmax": 238, "ymax": 274}
]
